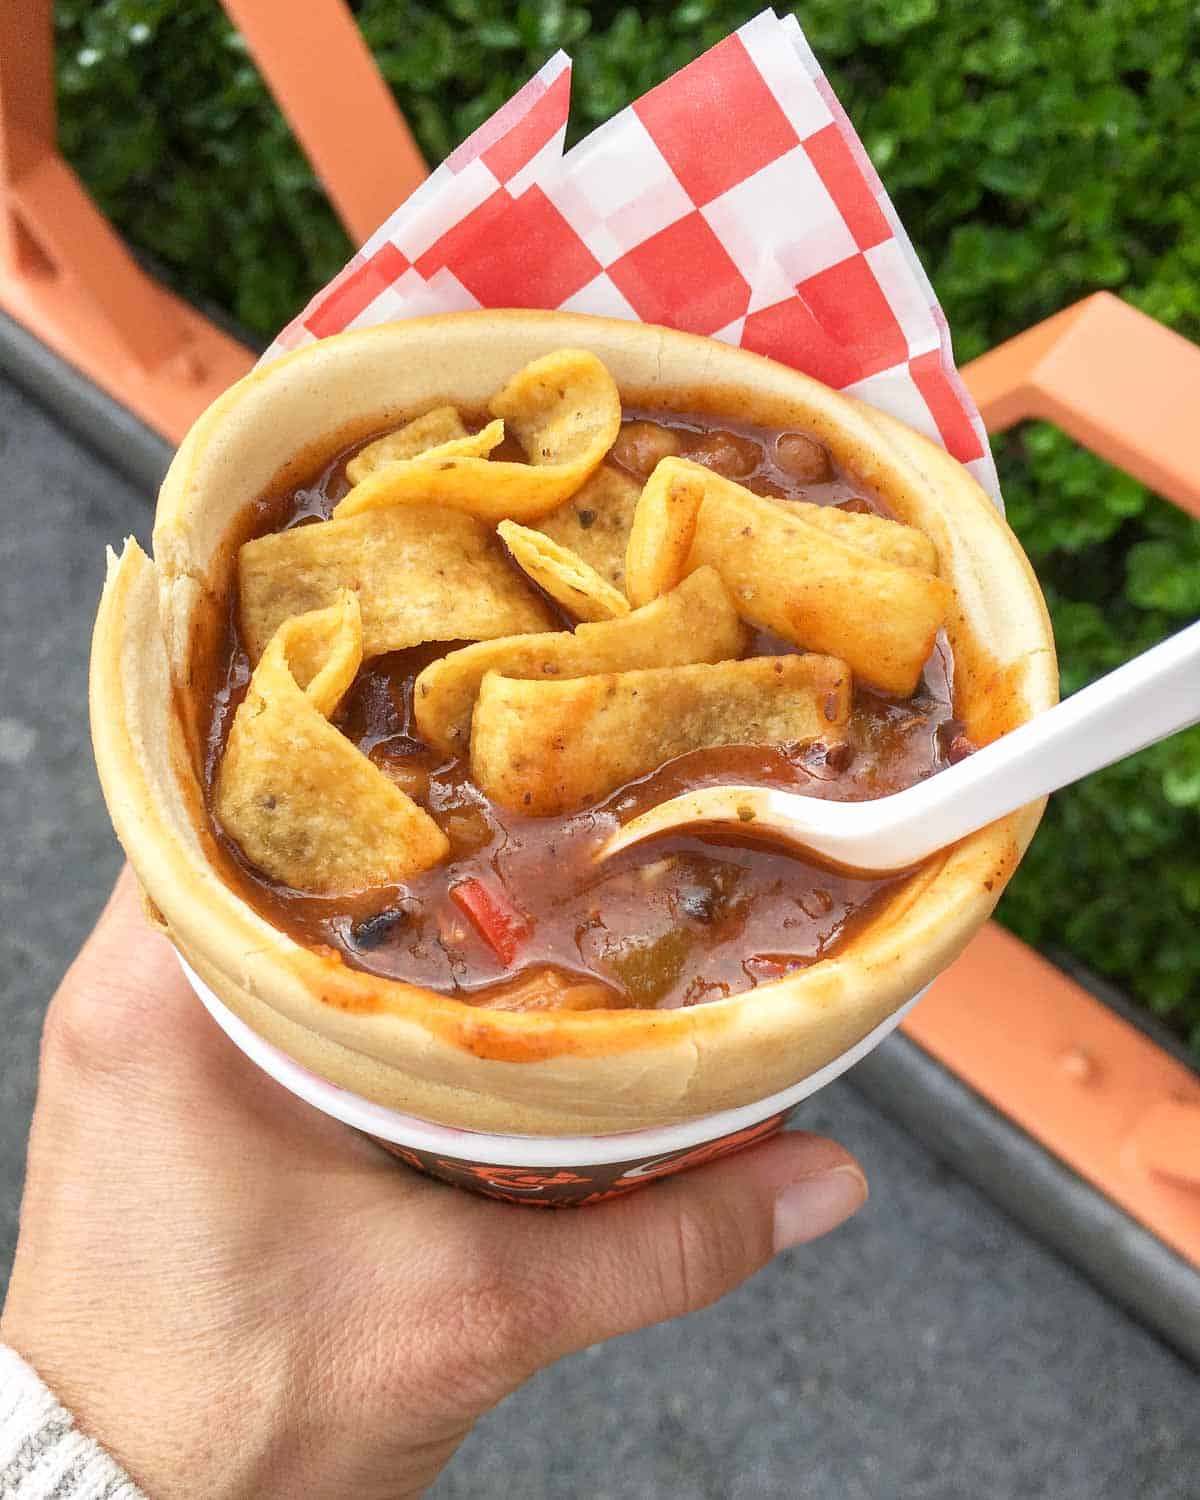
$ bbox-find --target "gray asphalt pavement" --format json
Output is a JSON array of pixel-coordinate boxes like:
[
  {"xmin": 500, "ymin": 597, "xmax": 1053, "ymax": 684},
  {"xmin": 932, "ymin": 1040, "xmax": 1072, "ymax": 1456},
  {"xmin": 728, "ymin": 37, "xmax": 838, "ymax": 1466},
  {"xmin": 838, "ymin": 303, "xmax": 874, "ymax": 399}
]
[{"xmin": 1, "ymin": 372, "xmax": 1196, "ymax": 1498}]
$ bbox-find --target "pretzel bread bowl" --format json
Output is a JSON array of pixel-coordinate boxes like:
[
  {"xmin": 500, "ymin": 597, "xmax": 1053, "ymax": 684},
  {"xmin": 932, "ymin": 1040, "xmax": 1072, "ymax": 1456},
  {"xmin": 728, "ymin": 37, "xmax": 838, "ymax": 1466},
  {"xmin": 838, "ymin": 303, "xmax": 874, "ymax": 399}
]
[{"xmin": 90, "ymin": 311, "xmax": 1056, "ymax": 1134}]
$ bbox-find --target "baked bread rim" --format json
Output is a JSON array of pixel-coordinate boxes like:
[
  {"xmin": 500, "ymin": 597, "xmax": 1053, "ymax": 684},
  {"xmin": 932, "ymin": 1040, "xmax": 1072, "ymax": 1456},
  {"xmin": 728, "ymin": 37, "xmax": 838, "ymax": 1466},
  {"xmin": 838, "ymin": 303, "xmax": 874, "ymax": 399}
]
[{"xmin": 89, "ymin": 310, "xmax": 1057, "ymax": 1135}]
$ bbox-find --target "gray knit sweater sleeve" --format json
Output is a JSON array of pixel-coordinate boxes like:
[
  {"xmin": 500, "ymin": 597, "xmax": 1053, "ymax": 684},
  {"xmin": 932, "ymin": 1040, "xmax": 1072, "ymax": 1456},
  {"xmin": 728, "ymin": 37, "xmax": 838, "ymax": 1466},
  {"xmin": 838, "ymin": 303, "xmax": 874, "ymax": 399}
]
[{"xmin": 0, "ymin": 1346, "xmax": 145, "ymax": 1499}]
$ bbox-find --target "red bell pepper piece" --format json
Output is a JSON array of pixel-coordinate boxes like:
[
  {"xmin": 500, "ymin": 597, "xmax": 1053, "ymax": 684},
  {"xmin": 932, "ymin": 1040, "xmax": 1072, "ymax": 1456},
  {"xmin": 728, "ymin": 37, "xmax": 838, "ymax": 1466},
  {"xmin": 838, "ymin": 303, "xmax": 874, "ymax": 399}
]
[{"xmin": 451, "ymin": 875, "xmax": 531, "ymax": 966}]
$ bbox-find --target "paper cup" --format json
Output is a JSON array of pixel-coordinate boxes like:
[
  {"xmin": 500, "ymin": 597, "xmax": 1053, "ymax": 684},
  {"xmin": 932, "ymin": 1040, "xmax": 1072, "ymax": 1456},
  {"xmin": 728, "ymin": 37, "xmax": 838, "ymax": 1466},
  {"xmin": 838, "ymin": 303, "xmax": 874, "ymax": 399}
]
[{"xmin": 183, "ymin": 957, "xmax": 924, "ymax": 1205}]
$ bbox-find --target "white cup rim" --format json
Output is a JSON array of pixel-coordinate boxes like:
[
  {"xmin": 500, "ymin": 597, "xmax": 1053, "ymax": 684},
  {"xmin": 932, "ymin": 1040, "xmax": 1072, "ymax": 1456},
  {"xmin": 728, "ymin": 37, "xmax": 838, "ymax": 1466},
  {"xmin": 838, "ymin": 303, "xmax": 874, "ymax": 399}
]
[{"xmin": 182, "ymin": 958, "xmax": 924, "ymax": 1166}]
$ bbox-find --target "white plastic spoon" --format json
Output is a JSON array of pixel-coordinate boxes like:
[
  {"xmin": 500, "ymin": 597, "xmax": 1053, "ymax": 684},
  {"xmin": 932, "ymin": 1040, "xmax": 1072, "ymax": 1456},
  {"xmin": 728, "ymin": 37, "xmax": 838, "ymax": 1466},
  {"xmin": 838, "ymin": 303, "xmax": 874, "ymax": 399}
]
[{"xmin": 601, "ymin": 620, "xmax": 1200, "ymax": 874}]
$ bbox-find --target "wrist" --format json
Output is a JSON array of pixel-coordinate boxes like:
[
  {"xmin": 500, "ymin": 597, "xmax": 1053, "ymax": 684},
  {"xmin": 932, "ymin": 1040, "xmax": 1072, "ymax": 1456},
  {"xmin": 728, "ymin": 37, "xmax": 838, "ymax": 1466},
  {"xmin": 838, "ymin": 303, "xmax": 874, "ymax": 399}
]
[{"xmin": 0, "ymin": 1344, "xmax": 146, "ymax": 1499}]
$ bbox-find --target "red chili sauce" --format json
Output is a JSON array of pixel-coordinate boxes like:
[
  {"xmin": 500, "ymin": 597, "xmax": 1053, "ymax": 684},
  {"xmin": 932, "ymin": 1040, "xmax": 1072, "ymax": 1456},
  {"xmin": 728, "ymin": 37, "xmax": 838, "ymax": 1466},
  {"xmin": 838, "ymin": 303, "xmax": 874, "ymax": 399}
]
[{"xmin": 203, "ymin": 413, "xmax": 971, "ymax": 1011}]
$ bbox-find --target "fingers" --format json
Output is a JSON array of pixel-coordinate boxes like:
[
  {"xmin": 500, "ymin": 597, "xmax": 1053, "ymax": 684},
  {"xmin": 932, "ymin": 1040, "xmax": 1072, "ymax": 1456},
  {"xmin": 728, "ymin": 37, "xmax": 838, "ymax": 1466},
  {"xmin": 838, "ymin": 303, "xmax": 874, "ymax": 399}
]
[
  {"xmin": 36, "ymin": 867, "xmax": 350, "ymax": 1146},
  {"xmin": 43, "ymin": 871, "xmax": 865, "ymax": 1399},
  {"xmin": 55, "ymin": 865, "xmax": 189, "ymax": 1019},
  {"xmin": 429, "ymin": 1131, "xmax": 866, "ymax": 1393},
  {"xmin": 542, "ymin": 1132, "xmax": 867, "ymax": 1351},
  {"xmin": 43, "ymin": 867, "xmax": 223, "ymax": 1077},
  {"xmin": 32, "ymin": 870, "xmax": 387, "ymax": 1194}
]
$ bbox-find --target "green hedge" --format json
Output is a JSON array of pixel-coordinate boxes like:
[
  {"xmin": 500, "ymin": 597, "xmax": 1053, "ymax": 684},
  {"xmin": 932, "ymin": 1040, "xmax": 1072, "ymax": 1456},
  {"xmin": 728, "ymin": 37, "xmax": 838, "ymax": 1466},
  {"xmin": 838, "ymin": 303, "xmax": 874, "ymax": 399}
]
[{"xmin": 54, "ymin": 1, "xmax": 1200, "ymax": 1046}]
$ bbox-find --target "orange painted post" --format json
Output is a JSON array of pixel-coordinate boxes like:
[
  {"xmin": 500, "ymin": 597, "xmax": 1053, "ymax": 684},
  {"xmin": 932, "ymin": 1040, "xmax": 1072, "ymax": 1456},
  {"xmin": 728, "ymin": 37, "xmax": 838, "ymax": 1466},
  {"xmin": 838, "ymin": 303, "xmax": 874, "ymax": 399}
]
[
  {"xmin": 1129, "ymin": 1100, "xmax": 1200, "ymax": 1187},
  {"xmin": 965, "ymin": 292, "xmax": 1200, "ymax": 519},
  {"xmin": 903, "ymin": 296, "xmax": 1200, "ymax": 1267},
  {"xmin": 1, "ymin": 0, "xmax": 188, "ymax": 369},
  {"xmin": 2, "ymin": 0, "xmax": 434, "ymax": 441},
  {"xmin": 0, "ymin": 0, "xmax": 58, "ymax": 274},
  {"xmin": 12, "ymin": 152, "xmax": 191, "ymax": 372},
  {"xmin": 220, "ymin": 0, "xmax": 427, "ymax": 246},
  {"xmin": 0, "ymin": 0, "xmax": 255, "ymax": 441},
  {"xmin": 906, "ymin": 927, "xmax": 1200, "ymax": 1267}
]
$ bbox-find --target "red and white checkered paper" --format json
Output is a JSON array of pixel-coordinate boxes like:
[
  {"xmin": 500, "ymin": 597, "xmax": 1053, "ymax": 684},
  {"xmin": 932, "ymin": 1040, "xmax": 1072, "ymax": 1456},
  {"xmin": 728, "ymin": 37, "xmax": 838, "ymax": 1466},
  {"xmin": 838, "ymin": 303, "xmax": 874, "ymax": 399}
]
[{"xmin": 265, "ymin": 8, "xmax": 998, "ymax": 502}]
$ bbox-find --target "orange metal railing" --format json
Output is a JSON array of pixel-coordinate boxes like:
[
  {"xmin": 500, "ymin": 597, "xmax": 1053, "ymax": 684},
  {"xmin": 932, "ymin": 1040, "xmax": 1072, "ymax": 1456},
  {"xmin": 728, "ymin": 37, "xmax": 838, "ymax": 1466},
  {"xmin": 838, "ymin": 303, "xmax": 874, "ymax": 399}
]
[
  {"xmin": 905, "ymin": 293, "xmax": 1200, "ymax": 1268},
  {"xmin": 220, "ymin": 0, "xmax": 427, "ymax": 248},
  {"xmin": 965, "ymin": 292, "xmax": 1200, "ymax": 521},
  {"xmin": 2, "ymin": 0, "xmax": 1197, "ymax": 1264},
  {"xmin": 0, "ymin": 0, "xmax": 426, "ymax": 439},
  {"xmin": 0, "ymin": 0, "xmax": 253, "ymax": 436}
]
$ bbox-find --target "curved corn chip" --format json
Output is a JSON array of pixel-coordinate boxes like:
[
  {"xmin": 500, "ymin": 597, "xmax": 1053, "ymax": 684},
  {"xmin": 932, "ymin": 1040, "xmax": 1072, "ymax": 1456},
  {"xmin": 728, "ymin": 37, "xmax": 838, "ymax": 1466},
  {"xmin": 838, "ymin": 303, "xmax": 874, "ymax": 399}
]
[
  {"xmin": 238, "ymin": 503, "xmax": 554, "ymax": 662},
  {"xmin": 534, "ymin": 466, "xmax": 934, "ymax": 594},
  {"xmin": 624, "ymin": 458, "xmax": 707, "ymax": 607},
  {"xmin": 332, "ymin": 350, "xmax": 621, "ymax": 526},
  {"xmin": 535, "ymin": 464, "xmax": 642, "ymax": 590},
  {"xmin": 345, "ymin": 408, "xmax": 503, "ymax": 485},
  {"xmin": 471, "ymin": 654, "xmax": 851, "ymax": 816},
  {"xmin": 216, "ymin": 594, "xmax": 449, "ymax": 894},
  {"xmin": 626, "ymin": 459, "xmax": 940, "ymax": 606},
  {"xmin": 684, "ymin": 463, "xmax": 950, "ymax": 697},
  {"xmin": 488, "ymin": 348, "xmax": 620, "ymax": 470},
  {"xmin": 786, "ymin": 500, "xmax": 939, "ymax": 572},
  {"xmin": 279, "ymin": 588, "xmax": 361, "ymax": 716},
  {"xmin": 346, "ymin": 406, "xmax": 463, "ymax": 482},
  {"xmin": 498, "ymin": 520, "xmax": 630, "ymax": 624},
  {"xmin": 413, "ymin": 567, "xmax": 746, "ymax": 757}
]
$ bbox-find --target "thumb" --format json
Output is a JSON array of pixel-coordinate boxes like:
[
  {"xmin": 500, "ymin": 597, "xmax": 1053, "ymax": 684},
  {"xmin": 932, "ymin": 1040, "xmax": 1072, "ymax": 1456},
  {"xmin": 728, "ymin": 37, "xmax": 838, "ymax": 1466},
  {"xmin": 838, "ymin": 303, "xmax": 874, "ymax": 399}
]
[{"xmin": 505, "ymin": 1131, "xmax": 866, "ymax": 1365}]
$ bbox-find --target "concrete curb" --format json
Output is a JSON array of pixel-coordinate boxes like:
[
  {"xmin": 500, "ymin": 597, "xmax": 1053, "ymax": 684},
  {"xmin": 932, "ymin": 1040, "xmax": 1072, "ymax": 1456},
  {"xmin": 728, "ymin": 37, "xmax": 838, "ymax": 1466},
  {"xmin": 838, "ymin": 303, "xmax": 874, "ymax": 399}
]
[
  {"xmin": 852, "ymin": 1033, "xmax": 1200, "ymax": 1366},
  {"xmin": 0, "ymin": 311, "xmax": 172, "ymax": 495}
]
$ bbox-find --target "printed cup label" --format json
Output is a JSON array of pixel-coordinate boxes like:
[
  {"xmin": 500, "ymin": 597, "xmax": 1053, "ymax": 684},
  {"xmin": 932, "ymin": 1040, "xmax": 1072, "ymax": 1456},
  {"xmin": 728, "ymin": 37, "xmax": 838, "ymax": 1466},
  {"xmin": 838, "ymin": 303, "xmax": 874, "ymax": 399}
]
[{"xmin": 373, "ymin": 1107, "xmax": 794, "ymax": 1206}]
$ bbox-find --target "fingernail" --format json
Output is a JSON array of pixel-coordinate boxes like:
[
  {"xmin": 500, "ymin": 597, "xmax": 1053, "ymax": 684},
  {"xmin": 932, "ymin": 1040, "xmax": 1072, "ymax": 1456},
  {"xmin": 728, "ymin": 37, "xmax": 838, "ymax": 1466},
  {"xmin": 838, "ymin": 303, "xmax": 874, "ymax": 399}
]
[{"xmin": 773, "ymin": 1165, "xmax": 868, "ymax": 1251}]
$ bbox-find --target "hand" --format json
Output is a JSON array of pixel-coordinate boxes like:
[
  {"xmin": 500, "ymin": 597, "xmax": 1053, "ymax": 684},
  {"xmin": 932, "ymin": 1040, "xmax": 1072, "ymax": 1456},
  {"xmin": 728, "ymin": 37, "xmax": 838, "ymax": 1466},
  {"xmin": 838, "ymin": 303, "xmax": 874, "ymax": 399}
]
[{"xmin": 1, "ymin": 869, "xmax": 867, "ymax": 1500}]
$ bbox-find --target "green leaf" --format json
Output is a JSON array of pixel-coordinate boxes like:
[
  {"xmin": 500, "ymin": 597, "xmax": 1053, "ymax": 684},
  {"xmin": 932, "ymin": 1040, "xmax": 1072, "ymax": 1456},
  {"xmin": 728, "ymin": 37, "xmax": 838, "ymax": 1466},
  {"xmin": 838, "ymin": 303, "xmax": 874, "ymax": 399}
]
[{"xmin": 1125, "ymin": 538, "xmax": 1200, "ymax": 614}]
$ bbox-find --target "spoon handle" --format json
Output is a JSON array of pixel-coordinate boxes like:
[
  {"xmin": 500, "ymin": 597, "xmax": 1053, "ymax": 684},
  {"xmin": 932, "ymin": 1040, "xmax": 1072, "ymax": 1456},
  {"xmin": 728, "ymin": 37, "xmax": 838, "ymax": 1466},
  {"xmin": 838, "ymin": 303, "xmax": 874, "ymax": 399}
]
[
  {"xmin": 602, "ymin": 622, "xmax": 1200, "ymax": 872},
  {"xmin": 889, "ymin": 619, "xmax": 1200, "ymax": 856}
]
